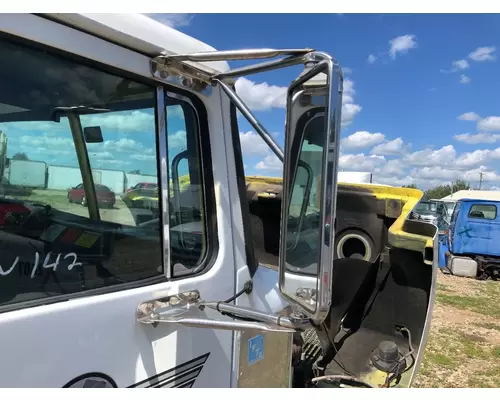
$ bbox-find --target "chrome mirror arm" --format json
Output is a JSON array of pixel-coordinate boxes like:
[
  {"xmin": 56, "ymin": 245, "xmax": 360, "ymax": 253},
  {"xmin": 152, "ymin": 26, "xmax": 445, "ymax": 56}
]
[{"xmin": 136, "ymin": 291, "xmax": 310, "ymax": 333}]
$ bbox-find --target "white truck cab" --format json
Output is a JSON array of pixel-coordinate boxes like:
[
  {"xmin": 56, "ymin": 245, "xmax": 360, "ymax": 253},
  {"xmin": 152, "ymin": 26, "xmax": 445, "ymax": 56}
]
[{"xmin": 0, "ymin": 13, "xmax": 438, "ymax": 388}]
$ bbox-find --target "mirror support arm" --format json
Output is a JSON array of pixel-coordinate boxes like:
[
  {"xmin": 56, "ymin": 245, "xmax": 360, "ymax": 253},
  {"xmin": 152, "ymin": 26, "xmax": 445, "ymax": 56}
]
[
  {"xmin": 66, "ymin": 113, "xmax": 100, "ymax": 221},
  {"xmin": 213, "ymin": 79, "xmax": 284, "ymax": 161},
  {"xmin": 212, "ymin": 55, "xmax": 307, "ymax": 81},
  {"xmin": 136, "ymin": 291, "xmax": 310, "ymax": 333}
]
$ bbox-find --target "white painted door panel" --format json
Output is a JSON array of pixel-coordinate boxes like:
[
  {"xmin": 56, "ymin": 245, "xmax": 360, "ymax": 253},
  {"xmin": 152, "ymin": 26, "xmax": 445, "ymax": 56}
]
[{"xmin": 0, "ymin": 270, "xmax": 234, "ymax": 387}]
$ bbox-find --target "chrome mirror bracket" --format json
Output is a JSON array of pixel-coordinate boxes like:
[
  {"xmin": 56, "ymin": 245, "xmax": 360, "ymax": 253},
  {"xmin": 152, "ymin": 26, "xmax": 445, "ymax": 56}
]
[{"xmin": 136, "ymin": 290, "xmax": 311, "ymax": 333}]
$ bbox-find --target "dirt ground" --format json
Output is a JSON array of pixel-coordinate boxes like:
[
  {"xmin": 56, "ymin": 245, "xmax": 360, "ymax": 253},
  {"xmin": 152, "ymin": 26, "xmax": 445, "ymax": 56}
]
[{"xmin": 414, "ymin": 272, "xmax": 500, "ymax": 388}]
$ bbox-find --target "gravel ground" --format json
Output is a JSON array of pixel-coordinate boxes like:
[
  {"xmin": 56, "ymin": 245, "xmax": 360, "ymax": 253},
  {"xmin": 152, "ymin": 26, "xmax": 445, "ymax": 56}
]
[{"xmin": 414, "ymin": 272, "xmax": 500, "ymax": 388}]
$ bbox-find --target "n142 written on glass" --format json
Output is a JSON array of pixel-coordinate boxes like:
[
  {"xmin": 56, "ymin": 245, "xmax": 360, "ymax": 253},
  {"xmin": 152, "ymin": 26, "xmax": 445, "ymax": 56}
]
[{"xmin": 0, "ymin": 252, "xmax": 82, "ymax": 278}]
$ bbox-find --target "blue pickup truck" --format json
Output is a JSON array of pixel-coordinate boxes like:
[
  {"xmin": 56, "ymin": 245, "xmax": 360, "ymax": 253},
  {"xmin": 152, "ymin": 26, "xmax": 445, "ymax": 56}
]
[{"xmin": 438, "ymin": 198, "xmax": 500, "ymax": 280}]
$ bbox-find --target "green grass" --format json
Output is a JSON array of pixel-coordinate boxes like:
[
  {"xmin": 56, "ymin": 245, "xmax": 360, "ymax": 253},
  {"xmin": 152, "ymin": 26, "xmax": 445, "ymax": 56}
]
[
  {"xmin": 473, "ymin": 322, "xmax": 500, "ymax": 332},
  {"xmin": 467, "ymin": 365, "xmax": 500, "ymax": 387},
  {"xmin": 436, "ymin": 292, "xmax": 500, "ymax": 318},
  {"xmin": 491, "ymin": 345, "xmax": 500, "ymax": 357},
  {"xmin": 416, "ymin": 275, "xmax": 500, "ymax": 388},
  {"xmin": 425, "ymin": 353, "xmax": 457, "ymax": 367},
  {"xmin": 436, "ymin": 283, "xmax": 451, "ymax": 291}
]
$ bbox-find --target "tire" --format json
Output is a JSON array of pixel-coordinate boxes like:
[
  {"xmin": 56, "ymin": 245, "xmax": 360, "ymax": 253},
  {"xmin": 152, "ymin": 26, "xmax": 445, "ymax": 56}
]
[{"xmin": 335, "ymin": 230, "xmax": 374, "ymax": 262}]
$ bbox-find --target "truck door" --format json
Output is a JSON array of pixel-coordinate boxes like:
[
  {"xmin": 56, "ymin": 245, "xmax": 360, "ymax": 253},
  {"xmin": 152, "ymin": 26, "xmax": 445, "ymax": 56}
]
[{"xmin": 0, "ymin": 31, "xmax": 235, "ymax": 388}]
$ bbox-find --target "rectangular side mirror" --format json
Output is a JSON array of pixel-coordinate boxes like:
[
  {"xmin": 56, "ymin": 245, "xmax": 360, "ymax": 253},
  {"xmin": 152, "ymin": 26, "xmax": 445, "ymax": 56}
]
[
  {"xmin": 83, "ymin": 126, "xmax": 104, "ymax": 143},
  {"xmin": 279, "ymin": 53, "xmax": 343, "ymax": 323}
]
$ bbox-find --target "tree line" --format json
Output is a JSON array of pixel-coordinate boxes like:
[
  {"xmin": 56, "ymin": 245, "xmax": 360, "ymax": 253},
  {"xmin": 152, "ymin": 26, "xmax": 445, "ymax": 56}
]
[{"xmin": 402, "ymin": 179, "xmax": 471, "ymax": 200}]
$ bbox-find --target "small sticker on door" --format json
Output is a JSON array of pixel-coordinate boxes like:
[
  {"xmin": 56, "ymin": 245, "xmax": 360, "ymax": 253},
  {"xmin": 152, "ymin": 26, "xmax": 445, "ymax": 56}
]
[
  {"xmin": 248, "ymin": 334, "xmax": 264, "ymax": 366},
  {"xmin": 40, "ymin": 223, "xmax": 66, "ymax": 243},
  {"xmin": 74, "ymin": 231, "xmax": 100, "ymax": 248}
]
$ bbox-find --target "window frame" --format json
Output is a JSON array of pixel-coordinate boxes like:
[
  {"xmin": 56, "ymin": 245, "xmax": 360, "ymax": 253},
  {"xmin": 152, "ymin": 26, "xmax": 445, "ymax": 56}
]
[
  {"xmin": 163, "ymin": 91, "xmax": 219, "ymax": 280},
  {"xmin": 228, "ymin": 102, "xmax": 258, "ymax": 277},
  {"xmin": 0, "ymin": 27, "xmax": 218, "ymax": 313}
]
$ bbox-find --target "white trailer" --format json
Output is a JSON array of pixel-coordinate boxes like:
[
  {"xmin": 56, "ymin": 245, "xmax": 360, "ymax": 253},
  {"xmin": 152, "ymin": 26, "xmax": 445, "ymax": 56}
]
[
  {"xmin": 338, "ymin": 171, "xmax": 373, "ymax": 184},
  {"xmin": 0, "ymin": 13, "xmax": 437, "ymax": 388}
]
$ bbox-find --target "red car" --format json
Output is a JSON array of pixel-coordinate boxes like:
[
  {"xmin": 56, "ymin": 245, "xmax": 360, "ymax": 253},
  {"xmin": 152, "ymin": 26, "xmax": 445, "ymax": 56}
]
[{"xmin": 67, "ymin": 183, "xmax": 116, "ymax": 208}]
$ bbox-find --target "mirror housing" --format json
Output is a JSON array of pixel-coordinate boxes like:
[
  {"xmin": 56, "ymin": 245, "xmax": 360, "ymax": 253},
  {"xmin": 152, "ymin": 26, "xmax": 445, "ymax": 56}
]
[
  {"xmin": 83, "ymin": 126, "xmax": 104, "ymax": 143},
  {"xmin": 279, "ymin": 52, "xmax": 343, "ymax": 324}
]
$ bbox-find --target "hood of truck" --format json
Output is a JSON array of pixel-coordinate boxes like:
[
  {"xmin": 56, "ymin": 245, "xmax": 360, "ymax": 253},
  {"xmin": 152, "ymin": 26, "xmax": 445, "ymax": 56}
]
[
  {"xmin": 342, "ymin": 183, "xmax": 437, "ymax": 265},
  {"xmin": 248, "ymin": 176, "xmax": 438, "ymax": 265}
]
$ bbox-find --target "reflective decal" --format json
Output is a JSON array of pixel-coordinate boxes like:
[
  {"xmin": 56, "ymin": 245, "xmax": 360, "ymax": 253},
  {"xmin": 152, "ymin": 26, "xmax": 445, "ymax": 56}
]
[{"xmin": 248, "ymin": 334, "xmax": 264, "ymax": 366}]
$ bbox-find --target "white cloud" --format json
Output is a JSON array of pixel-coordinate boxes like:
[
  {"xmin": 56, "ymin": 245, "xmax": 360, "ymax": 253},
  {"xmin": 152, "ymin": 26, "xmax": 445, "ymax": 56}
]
[
  {"xmin": 411, "ymin": 166, "xmax": 460, "ymax": 181},
  {"xmin": 341, "ymin": 79, "xmax": 362, "ymax": 127},
  {"xmin": 15, "ymin": 135, "xmax": 74, "ymax": 157},
  {"xmin": 403, "ymin": 145, "xmax": 456, "ymax": 167},
  {"xmin": 101, "ymin": 138, "xmax": 139, "ymax": 153},
  {"xmin": 478, "ymin": 116, "xmax": 500, "ymax": 132},
  {"xmin": 145, "ymin": 13, "xmax": 193, "ymax": 28},
  {"xmin": 339, "ymin": 153, "xmax": 386, "ymax": 171},
  {"xmin": 235, "ymin": 76, "xmax": 361, "ymax": 127},
  {"xmin": 367, "ymin": 54, "xmax": 377, "ymax": 64},
  {"xmin": 455, "ymin": 148, "xmax": 500, "ymax": 169},
  {"xmin": 458, "ymin": 112, "xmax": 480, "ymax": 121},
  {"xmin": 288, "ymin": 140, "xmax": 500, "ymax": 189},
  {"xmin": 240, "ymin": 131, "xmax": 271, "ymax": 156},
  {"xmin": 388, "ymin": 34, "xmax": 417, "ymax": 59},
  {"xmin": 371, "ymin": 137, "xmax": 406, "ymax": 155},
  {"xmin": 441, "ymin": 59, "xmax": 470, "ymax": 73},
  {"xmin": 452, "ymin": 59, "xmax": 469, "ymax": 70},
  {"xmin": 343, "ymin": 67, "xmax": 353, "ymax": 74},
  {"xmin": 255, "ymin": 154, "xmax": 282, "ymax": 172},
  {"xmin": 235, "ymin": 77, "xmax": 287, "ymax": 112},
  {"xmin": 168, "ymin": 130, "xmax": 188, "ymax": 150},
  {"xmin": 454, "ymin": 132, "xmax": 500, "ymax": 144},
  {"xmin": 411, "ymin": 165, "xmax": 500, "ymax": 184},
  {"xmin": 82, "ymin": 110, "xmax": 155, "ymax": 134},
  {"xmin": 341, "ymin": 131, "xmax": 385, "ymax": 151},
  {"xmin": 469, "ymin": 46, "xmax": 497, "ymax": 62},
  {"xmin": 460, "ymin": 74, "xmax": 471, "ymax": 84},
  {"xmin": 375, "ymin": 158, "xmax": 406, "ymax": 177}
]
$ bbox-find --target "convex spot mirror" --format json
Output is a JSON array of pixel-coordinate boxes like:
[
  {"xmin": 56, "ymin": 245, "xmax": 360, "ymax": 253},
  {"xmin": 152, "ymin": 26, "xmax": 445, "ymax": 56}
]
[{"xmin": 279, "ymin": 53, "xmax": 343, "ymax": 323}]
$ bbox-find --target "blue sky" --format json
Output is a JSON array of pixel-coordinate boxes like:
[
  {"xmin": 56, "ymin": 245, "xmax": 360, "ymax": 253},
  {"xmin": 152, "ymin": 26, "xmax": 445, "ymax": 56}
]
[
  {"xmin": 4, "ymin": 13, "xmax": 500, "ymax": 190},
  {"xmin": 157, "ymin": 13, "xmax": 500, "ymax": 190}
]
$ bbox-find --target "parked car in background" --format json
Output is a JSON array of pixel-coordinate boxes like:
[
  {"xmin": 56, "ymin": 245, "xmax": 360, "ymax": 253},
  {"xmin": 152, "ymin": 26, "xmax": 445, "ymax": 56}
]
[
  {"xmin": 67, "ymin": 183, "xmax": 116, "ymax": 208},
  {"xmin": 431, "ymin": 198, "xmax": 457, "ymax": 223},
  {"xmin": 410, "ymin": 200, "xmax": 439, "ymax": 224},
  {"xmin": 410, "ymin": 199, "xmax": 449, "ymax": 233},
  {"xmin": 125, "ymin": 182, "xmax": 158, "ymax": 193},
  {"xmin": 121, "ymin": 182, "xmax": 158, "ymax": 211}
]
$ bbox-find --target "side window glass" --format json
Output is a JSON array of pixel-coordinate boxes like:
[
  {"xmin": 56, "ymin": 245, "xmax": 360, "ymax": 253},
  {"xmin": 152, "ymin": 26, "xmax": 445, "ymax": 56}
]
[
  {"xmin": 166, "ymin": 99, "xmax": 210, "ymax": 276},
  {"xmin": 0, "ymin": 37, "xmax": 163, "ymax": 308},
  {"xmin": 468, "ymin": 204, "xmax": 497, "ymax": 220}
]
